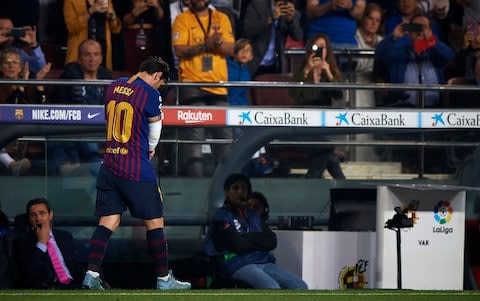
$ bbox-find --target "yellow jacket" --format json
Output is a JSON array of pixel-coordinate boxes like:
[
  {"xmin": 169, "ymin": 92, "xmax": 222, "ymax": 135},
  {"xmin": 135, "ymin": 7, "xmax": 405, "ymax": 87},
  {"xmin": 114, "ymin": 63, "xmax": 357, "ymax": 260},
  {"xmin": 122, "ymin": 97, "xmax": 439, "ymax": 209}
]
[{"xmin": 63, "ymin": 0, "xmax": 121, "ymax": 69}]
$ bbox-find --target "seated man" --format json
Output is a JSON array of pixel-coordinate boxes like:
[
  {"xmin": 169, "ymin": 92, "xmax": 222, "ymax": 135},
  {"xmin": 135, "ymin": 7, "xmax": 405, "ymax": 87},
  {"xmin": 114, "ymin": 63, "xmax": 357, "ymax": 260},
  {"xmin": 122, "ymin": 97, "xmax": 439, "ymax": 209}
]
[
  {"xmin": 49, "ymin": 39, "xmax": 108, "ymax": 176},
  {"xmin": 12, "ymin": 198, "xmax": 85, "ymax": 288},
  {"xmin": 204, "ymin": 173, "xmax": 308, "ymax": 289},
  {"xmin": 55, "ymin": 39, "xmax": 112, "ymax": 105}
]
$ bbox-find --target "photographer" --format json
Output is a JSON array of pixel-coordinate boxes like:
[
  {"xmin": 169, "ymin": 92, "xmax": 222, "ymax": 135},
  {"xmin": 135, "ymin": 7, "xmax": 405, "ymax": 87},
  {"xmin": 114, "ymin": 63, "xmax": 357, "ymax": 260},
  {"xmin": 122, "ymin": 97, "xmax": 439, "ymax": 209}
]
[
  {"xmin": 0, "ymin": 17, "xmax": 47, "ymax": 75},
  {"xmin": 288, "ymin": 33, "xmax": 345, "ymax": 179},
  {"xmin": 374, "ymin": 14, "xmax": 454, "ymax": 107},
  {"xmin": 240, "ymin": 0, "xmax": 303, "ymax": 76},
  {"xmin": 289, "ymin": 32, "xmax": 343, "ymax": 105}
]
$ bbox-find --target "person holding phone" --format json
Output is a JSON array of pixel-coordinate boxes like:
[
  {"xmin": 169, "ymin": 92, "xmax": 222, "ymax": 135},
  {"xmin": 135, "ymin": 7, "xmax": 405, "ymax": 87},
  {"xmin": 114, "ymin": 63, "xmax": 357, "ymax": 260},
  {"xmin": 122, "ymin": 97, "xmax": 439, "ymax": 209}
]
[
  {"xmin": 0, "ymin": 17, "xmax": 47, "ymax": 75},
  {"xmin": 374, "ymin": 14, "xmax": 454, "ymax": 107},
  {"xmin": 120, "ymin": 0, "xmax": 170, "ymax": 73},
  {"xmin": 240, "ymin": 0, "xmax": 303, "ymax": 76},
  {"xmin": 63, "ymin": 0, "xmax": 121, "ymax": 70},
  {"xmin": 289, "ymin": 33, "xmax": 346, "ymax": 180},
  {"xmin": 305, "ymin": 0, "xmax": 366, "ymax": 48},
  {"xmin": 12, "ymin": 198, "xmax": 85, "ymax": 289}
]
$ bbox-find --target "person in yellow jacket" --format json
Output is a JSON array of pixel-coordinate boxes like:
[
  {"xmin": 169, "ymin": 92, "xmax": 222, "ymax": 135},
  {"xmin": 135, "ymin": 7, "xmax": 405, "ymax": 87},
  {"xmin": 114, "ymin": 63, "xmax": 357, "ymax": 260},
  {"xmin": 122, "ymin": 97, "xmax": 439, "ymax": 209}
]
[{"xmin": 64, "ymin": 0, "xmax": 121, "ymax": 70}]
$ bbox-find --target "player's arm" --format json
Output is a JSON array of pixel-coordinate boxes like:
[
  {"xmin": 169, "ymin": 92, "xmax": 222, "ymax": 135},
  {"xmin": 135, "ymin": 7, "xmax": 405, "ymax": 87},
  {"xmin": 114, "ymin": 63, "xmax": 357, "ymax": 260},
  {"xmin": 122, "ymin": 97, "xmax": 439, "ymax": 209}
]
[{"xmin": 148, "ymin": 115, "xmax": 162, "ymax": 159}]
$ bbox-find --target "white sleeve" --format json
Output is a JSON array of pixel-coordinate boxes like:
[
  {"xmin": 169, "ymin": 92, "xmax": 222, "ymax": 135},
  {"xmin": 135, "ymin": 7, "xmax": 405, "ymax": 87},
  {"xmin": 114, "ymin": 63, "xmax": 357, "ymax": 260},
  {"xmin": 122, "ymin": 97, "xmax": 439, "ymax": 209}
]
[
  {"xmin": 0, "ymin": 148, "xmax": 14, "ymax": 167},
  {"xmin": 148, "ymin": 120, "xmax": 162, "ymax": 151}
]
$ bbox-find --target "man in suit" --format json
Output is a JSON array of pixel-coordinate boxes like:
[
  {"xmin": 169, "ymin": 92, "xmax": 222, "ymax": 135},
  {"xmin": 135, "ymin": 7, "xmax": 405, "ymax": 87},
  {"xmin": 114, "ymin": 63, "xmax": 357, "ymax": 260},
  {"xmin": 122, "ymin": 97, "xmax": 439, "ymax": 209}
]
[{"xmin": 12, "ymin": 198, "xmax": 84, "ymax": 288}]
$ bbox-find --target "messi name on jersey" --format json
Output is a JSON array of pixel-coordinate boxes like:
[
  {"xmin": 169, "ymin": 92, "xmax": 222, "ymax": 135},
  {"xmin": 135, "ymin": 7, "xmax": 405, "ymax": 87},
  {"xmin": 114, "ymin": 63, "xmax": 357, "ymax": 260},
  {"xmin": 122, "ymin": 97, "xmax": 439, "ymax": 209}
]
[{"xmin": 113, "ymin": 85, "xmax": 134, "ymax": 96}]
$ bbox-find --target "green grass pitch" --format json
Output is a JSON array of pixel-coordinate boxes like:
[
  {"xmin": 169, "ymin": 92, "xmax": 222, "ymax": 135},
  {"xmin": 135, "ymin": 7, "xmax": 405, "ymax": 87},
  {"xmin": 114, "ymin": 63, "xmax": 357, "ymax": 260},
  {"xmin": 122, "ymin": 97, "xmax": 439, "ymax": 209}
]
[{"xmin": 1, "ymin": 290, "xmax": 480, "ymax": 301}]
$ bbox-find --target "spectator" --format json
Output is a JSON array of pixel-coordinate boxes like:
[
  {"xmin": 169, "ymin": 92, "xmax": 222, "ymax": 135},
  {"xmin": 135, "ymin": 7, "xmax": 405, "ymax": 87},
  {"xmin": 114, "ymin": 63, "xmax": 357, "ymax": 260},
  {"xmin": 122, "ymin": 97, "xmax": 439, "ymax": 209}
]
[
  {"xmin": 247, "ymin": 191, "xmax": 270, "ymax": 221},
  {"xmin": 353, "ymin": 3, "xmax": 384, "ymax": 161},
  {"xmin": 445, "ymin": 21, "xmax": 480, "ymax": 80},
  {"xmin": 172, "ymin": 0, "xmax": 235, "ymax": 177},
  {"xmin": 12, "ymin": 198, "xmax": 85, "ymax": 288},
  {"xmin": 121, "ymin": 0, "xmax": 169, "ymax": 73},
  {"xmin": 240, "ymin": 0, "xmax": 303, "ymax": 76},
  {"xmin": 226, "ymin": 38, "xmax": 272, "ymax": 175},
  {"xmin": 355, "ymin": 2, "xmax": 384, "ymax": 108},
  {"xmin": 0, "ymin": 17, "xmax": 47, "ymax": 75},
  {"xmin": 48, "ymin": 40, "xmax": 106, "ymax": 177},
  {"xmin": 0, "ymin": 48, "xmax": 51, "ymax": 104},
  {"xmin": 227, "ymin": 39, "xmax": 253, "ymax": 107},
  {"xmin": 63, "ymin": 0, "xmax": 122, "ymax": 70},
  {"xmin": 447, "ymin": 52, "xmax": 480, "ymax": 108},
  {"xmin": 305, "ymin": 0, "xmax": 366, "ymax": 48},
  {"xmin": 374, "ymin": 14, "xmax": 454, "ymax": 107},
  {"xmin": 289, "ymin": 33, "xmax": 346, "ymax": 179},
  {"xmin": 204, "ymin": 173, "xmax": 308, "ymax": 289},
  {"xmin": 56, "ymin": 39, "xmax": 112, "ymax": 105},
  {"xmin": 0, "ymin": 148, "xmax": 31, "ymax": 176},
  {"xmin": 384, "ymin": 0, "xmax": 420, "ymax": 35}
]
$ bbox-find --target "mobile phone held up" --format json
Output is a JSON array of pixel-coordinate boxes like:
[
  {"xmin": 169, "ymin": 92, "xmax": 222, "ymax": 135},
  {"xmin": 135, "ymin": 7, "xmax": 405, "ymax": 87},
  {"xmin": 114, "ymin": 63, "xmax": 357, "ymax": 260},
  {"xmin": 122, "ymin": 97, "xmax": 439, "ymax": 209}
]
[
  {"xmin": 8, "ymin": 27, "xmax": 26, "ymax": 39},
  {"xmin": 312, "ymin": 44, "xmax": 323, "ymax": 59},
  {"xmin": 402, "ymin": 23, "xmax": 423, "ymax": 33}
]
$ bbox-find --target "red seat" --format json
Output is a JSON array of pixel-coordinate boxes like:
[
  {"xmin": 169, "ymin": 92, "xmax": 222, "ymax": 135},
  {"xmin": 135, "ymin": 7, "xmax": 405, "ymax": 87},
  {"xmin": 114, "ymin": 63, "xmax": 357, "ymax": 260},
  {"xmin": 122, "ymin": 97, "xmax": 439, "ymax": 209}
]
[{"xmin": 250, "ymin": 73, "xmax": 296, "ymax": 106}]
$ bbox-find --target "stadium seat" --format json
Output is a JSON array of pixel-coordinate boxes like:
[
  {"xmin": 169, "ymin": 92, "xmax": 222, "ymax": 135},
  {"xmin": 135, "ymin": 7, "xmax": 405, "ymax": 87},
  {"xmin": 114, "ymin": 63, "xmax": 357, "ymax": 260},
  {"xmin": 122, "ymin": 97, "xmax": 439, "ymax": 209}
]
[{"xmin": 250, "ymin": 73, "xmax": 296, "ymax": 106}]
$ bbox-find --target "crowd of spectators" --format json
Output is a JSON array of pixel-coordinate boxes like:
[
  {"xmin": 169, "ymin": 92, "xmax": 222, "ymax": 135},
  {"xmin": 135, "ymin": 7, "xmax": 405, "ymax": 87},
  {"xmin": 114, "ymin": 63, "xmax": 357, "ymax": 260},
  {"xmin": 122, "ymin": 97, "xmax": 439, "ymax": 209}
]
[{"xmin": 0, "ymin": 0, "xmax": 479, "ymax": 176}]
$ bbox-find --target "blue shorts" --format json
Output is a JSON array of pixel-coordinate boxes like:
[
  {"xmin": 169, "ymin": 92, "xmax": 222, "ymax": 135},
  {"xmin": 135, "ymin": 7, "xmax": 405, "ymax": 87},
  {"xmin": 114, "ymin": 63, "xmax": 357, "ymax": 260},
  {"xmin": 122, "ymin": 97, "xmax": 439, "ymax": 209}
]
[{"xmin": 95, "ymin": 165, "xmax": 163, "ymax": 220}]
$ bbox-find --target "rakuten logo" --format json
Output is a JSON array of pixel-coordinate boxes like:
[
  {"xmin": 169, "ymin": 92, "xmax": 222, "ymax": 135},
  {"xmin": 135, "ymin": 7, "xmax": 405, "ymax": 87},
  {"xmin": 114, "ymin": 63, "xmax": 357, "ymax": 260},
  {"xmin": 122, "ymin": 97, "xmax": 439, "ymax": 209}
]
[{"xmin": 177, "ymin": 110, "xmax": 213, "ymax": 123}]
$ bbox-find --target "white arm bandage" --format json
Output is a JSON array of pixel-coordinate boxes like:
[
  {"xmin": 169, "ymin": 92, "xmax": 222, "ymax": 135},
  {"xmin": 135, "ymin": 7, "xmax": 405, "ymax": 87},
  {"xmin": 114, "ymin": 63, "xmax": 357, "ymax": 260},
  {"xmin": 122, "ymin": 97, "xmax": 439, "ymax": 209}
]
[
  {"xmin": 0, "ymin": 148, "xmax": 14, "ymax": 168},
  {"xmin": 148, "ymin": 120, "xmax": 162, "ymax": 151}
]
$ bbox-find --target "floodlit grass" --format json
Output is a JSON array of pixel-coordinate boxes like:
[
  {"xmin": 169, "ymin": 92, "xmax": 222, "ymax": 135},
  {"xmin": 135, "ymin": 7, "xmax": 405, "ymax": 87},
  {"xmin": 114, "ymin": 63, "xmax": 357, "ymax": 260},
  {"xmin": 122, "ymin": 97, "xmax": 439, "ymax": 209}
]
[{"xmin": 0, "ymin": 290, "xmax": 480, "ymax": 301}]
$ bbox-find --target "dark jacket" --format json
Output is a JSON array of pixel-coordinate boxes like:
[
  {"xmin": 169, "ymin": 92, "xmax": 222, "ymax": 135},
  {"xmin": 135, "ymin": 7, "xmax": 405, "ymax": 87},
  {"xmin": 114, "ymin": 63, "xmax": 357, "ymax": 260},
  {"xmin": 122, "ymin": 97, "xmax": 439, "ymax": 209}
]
[
  {"xmin": 204, "ymin": 203, "xmax": 277, "ymax": 275},
  {"xmin": 12, "ymin": 228, "xmax": 84, "ymax": 289},
  {"xmin": 289, "ymin": 68, "xmax": 343, "ymax": 106},
  {"xmin": 55, "ymin": 62, "xmax": 112, "ymax": 105},
  {"xmin": 374, "ymin": 34, "xmax": 454, "ymax": 106},
  {"xmin": 240, "ymin": 0, "xmax": 303, "ymax": 74}
]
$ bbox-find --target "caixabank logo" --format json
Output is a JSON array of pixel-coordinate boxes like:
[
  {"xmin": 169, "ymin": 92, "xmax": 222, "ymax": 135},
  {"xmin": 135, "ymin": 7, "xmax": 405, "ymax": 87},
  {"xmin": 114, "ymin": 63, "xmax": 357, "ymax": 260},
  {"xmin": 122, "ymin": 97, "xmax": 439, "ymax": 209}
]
[
  {"xmin": 338, "ymin": 259, "xmax": 368, "ymax": 289},
  {"xmin": 227, "ymin": 109, "xmax": 320, "ymax": 127},
  {"xmin": 334, "ymin": 111, "xmax": 407, "ymax": 127},
  {"xmin": 430, "ymin": 112, "xmax": 480, "ymax": 127},
  {"xmin": 432, "ymin": 200, "xmax": 454, "ymax": 235}
]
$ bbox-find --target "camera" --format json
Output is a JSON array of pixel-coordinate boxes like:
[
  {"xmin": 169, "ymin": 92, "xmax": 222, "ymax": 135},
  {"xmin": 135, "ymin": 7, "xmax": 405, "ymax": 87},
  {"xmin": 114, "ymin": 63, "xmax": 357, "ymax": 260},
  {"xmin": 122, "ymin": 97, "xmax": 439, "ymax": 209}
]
[
  {"xmin": 402, "ymin": 23, "xmax": 423, "ymax": 33},
  {"xmin": 385, "ymin": 207, "xmax": 414, "ymax": 229},
  {"xmin": 311, "ymin": 44, "xmax": 323, "ymax": 58},
  {"xmin": 8, "ymin": 27, "xmax": 26, "ymax": 39}
]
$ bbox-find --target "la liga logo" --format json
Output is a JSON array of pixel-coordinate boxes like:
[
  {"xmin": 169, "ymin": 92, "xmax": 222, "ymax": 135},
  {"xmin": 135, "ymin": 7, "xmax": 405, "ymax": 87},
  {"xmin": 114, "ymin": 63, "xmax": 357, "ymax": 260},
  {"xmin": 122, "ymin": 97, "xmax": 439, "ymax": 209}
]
[
  {"xmin": 433, "ymin": 200, "xmax": 454, "ymax": 235},
  {"xmin": 433, "ymin": 200, "xmax": 453, "ymax": 224}
]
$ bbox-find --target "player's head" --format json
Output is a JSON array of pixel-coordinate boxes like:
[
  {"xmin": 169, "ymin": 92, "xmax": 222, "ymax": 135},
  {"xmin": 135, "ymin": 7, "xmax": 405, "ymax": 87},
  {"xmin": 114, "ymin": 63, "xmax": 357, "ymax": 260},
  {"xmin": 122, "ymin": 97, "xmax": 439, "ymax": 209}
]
[
  {"xmin": 224, "ymin": 173, "xmax": 252, "ymax": 208},
  {"xmin": 138, "ymin": 56, "xmax": 170, "ymax": 88}
]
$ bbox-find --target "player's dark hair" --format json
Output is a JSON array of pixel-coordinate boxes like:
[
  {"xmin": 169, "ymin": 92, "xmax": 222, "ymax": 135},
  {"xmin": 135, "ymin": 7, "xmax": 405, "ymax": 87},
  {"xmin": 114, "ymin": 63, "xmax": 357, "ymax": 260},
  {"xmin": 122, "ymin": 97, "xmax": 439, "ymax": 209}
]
[
  {"xmin": 139, "ymin": 56, "xmax": 170, "ymax": 81},
  {"xmin": 223, "ymin": 173, "xmax": 252, "ymax": 194}
]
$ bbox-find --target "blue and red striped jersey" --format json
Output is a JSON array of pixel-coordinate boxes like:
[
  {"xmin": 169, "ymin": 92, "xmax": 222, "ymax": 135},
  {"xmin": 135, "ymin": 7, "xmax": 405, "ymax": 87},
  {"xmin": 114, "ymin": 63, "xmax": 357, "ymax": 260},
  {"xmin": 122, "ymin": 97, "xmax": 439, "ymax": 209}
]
[{"xmin": 102, "ymin": 76, "xmax": 162, "ymax": 182}]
